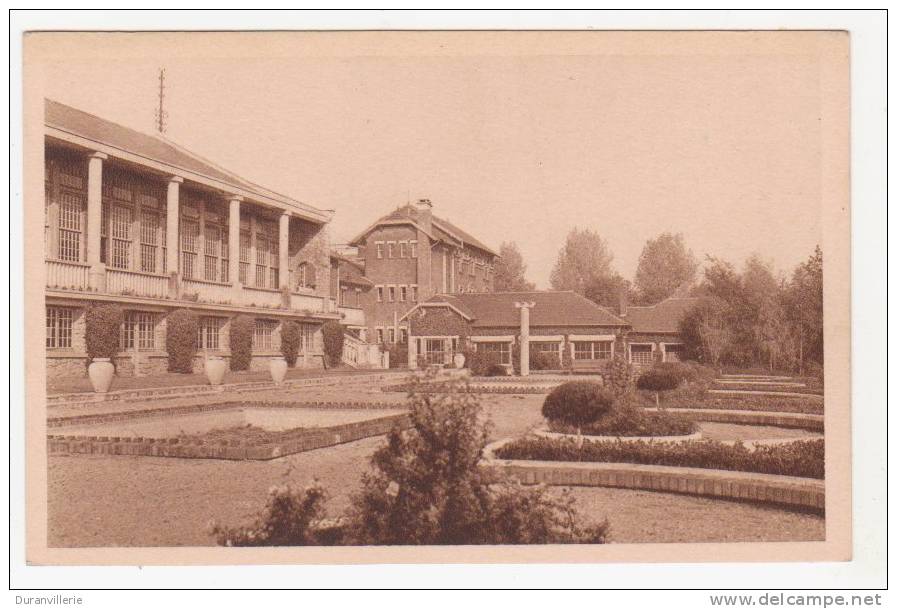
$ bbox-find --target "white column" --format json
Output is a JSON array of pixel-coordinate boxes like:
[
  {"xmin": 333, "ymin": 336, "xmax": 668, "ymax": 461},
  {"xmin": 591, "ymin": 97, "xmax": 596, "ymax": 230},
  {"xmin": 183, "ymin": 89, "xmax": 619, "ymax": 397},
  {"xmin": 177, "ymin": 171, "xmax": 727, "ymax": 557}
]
[
  {"xmin": 86, "ymin": 151, "xmax": 107, "ymax": 290},
  {"xmin": 515, "ymin": 301, "xmax": 535, "ymax": 376},
  {"xmin": 166, "ymin": 176, "xmax": 183, "ymax": 283},
  {"xmin": 408, "ymin": 334, "xmax": 418, "ymax": 369},
  {"xmin": 228, "ymin": 196, "xmax": 242, "ymax": 288}
]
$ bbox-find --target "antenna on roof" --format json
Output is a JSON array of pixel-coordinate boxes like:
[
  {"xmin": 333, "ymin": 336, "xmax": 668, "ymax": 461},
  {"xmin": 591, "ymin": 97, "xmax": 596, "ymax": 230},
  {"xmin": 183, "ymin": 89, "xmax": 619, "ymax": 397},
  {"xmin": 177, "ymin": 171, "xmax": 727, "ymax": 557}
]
[{"xmin": 154, "ymin": 68, "xmax": 168, "ymax": 134}]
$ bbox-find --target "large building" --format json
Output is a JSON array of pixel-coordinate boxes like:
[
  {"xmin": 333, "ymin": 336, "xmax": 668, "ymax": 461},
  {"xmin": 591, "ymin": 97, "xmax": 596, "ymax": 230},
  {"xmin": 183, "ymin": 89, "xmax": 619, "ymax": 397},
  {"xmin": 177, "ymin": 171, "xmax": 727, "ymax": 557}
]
[
  {"xmin": 347, "ymin": 199, "xmax": 499, "ymax": 345},
  {"xmin": 43, "ymin": 100, "xmax": 362, "ymax": 376}
]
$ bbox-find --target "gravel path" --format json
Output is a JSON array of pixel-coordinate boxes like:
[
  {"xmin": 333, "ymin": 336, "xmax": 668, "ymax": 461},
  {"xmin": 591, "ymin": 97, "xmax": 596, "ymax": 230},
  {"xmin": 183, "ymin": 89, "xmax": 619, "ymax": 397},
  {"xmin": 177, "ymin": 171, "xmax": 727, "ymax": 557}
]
[{"xmin": 46, "ymin": 391, "xmax": 825, "ymax": 547}]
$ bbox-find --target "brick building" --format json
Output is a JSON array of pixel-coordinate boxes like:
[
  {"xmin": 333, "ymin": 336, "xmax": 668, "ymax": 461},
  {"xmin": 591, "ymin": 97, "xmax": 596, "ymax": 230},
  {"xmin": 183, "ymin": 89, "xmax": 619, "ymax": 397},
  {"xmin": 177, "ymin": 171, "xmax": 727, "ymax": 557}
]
[
  {"xmin": 620, "ymin": 296, "xmax": 703, "ymax": 365},
  {"xmin": 43, "ymin": 100, "xmax": 362, "ymax": 377},
  {"xmin": 347, "ymin": 199, "xmax": 499, "ymax": 345}
]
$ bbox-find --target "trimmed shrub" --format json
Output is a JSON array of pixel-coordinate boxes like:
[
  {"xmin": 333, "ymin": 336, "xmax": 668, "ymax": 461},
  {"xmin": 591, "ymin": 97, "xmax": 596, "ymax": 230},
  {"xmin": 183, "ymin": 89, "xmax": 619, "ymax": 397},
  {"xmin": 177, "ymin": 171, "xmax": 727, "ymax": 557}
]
[
  {"xmin": 84, "ymin": 303, "xmax": 123, "ymax": 361},
  {"xmin": 165, "ymin": 309, "xmax": 199, "ymax": 373},
  {"xmin": 321, "ymin": 321, "xmax": 345, "ymax": 368},
  {"xmin": 604, "ymin": 353, "xmax": 633, "ymax": 396},
  {"xmin": 468, "ymin": 350, "xmax": 502, "ymax": 376},
  {"xmin": 280, "ymin": 321, "xmax": 301, "ymax": 367},
  {"xmin": 494, "ymin": 437, "xmax": 824, "ymax": 480},
  {"xmin": 530, "ymin": 350, "xmax": 562, "ymax": 371},
  {"xmin": 547, "ymin": 405, "xmax": 696, "ymax": 437},
  {"xmin": 485, "ymin": 364, "xmax": 508, "ymax": 377},
  {"xmin": 229, "ymin": 315, "xmax": 254, "ymax": 371},
  {"xmin": 541, "ymin": 382, "xmax": 615, "ymax": 427},
  {"xmin": 636, "ymin": 367, "xmax": 682, "ymax": 405}
]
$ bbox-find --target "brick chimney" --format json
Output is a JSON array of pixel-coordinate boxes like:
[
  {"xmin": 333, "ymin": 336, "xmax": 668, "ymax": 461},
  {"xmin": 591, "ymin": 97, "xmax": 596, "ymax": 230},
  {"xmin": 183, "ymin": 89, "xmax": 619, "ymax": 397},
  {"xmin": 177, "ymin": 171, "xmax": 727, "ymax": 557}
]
[
  {"xmin": 413, "ymin": 198, "xmax": 433, "ymax": 234},
  {"xmin": 618, "ymin": 287, "xmax": 628, "ymax": 317}
]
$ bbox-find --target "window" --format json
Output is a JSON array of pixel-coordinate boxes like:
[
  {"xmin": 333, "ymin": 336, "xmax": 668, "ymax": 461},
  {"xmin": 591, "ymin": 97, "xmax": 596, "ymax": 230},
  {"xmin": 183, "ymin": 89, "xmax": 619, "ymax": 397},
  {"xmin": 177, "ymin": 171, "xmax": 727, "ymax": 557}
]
[
  {"xmin": 477, "ymin": 341, "xmax": 512, "ymax": 365},
  {"xmin": 399, "ymin": 242, "xmax": 407, "ymax": 258},
  {"xmin": 399, "ymin": 328, "xmax": 408, "ymax": 344},
  {"xmin": 296, "ymin": 261, "xmax": 316, "ymax": 289},
  {"xmin": 108, "ymin": 203, "xmax": 133, "ymax": 270},
  {"xmin": 239, "ymin": 229, "xmax": 251, "ymax": 284},
  {"xmin": 140, "ymin": 208, "xmax": 161, "ymax": 273},
  {"xmin": 532, "ymin": 341, "xmax": 561, "ymax": 354},
  {"xmin": 203, "ymin": 224, "xmax": 221, "ymax": 282},
  {"xmin": 410, "ymin": 241, "xmax": 418, "ymax": 258},
  {"xmin": 253, "ymin": 319, "xmax": 278, "ymax": 351},
  {"xmin": 180, "ymin": 217, "xmax": 200, "ymax": 279},
  {"xmin": 255, "ymin": 231, "xmax": 269, "ymax": 288},
  {"xmin": 573, "ymin": 340, "xmax": 613, "ymax": 361},
  {"xmin": 46, "ymin": 307, "xmax": 73, "ymax": 349},
  {"xmin": 388, "ymin": 286, "xmax": 396, "ymax": 302},
  {"xmin": 400, "ymin": 286, "xmax": 407, "ymax": 302},
  {"xmin": 387, "ymin": 242, "xmax": 395, "ymax": 258},
  {"xmin": 57, "ymin": 191, "xmax": 84, "ymax": 261},
  {"xmin": 664, "ymin": 344, "xmax": 683, "ymax": 363},
  {"xmin": 197, "ymin": 316, "xmax": 223, "ymax": 350},
  {"xmin": 340, "ymin": 285, "xmax": 349, "ymax": 306},
  {"xmin": 376, "ymin": 286, "xmax": 384, "ymax": 302},
  {"xmin": 376, "ymin": 328, "xmax": 384, "ymax": 344},
  {"xmin": 411, "ymin": 285, "xmax": 418, "ymax": 301},
  {"xmin": 376, "ymin": 242, "xmax": 383, "ymax": 259},
  {"xmin": 121, "ymin": 311, "xmax": 156, "ymax": 351},
  {"xmin": 630, "ymin": 344, "xmax": 654, "ymax": 365},
  {"xmin": 387, "ymin": 328, "xmax": 395, "ymax": 344},
  {"xmin": 296, "ymin": 323, "xmax": 316, "ymax": 352},
  {"xmin": 423, "ymin": 338, "xmax": 453, "ymax": 365}
]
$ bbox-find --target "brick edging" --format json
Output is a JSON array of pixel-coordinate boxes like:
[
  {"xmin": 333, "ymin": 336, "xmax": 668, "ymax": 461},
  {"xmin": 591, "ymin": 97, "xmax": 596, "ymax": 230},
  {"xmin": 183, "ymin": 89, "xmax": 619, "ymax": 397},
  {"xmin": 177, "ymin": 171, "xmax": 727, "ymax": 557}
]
[
  {"xmin": 481, "ymin": 439, "xmax": 824, "ymax": 511},
  {"xmin": 654, "ymin": 407, "xmax": 824, "ymax": 431}
]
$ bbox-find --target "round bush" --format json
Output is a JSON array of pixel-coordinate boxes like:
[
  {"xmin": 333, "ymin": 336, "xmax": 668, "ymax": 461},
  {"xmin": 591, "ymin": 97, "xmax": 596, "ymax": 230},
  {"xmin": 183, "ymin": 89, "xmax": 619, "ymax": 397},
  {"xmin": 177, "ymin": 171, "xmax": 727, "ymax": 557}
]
[
  {"xmin": 229, "ymin": 315, "xmax": 255, "ymax": 371},
  {"xmin": 321, "ymin": 321, "xmax": 344, "ymax": 368},
  {"xmin": 636, "ymin": 367, "xmax": 682, "ymax": 392},
  {"xmin": 84, "ymin": 303, "xmax": 123, "ymax": 360},
  {"xmin": 280, "ymin": 320, "xmax": 301, "ymax": 367},
  {"xmin": 165, "ymin": 309, "xmax": 199, "ymax": 373},
  {"xmin": 541, "ymin": 382, "xmax": 616, "ymax": 426}
]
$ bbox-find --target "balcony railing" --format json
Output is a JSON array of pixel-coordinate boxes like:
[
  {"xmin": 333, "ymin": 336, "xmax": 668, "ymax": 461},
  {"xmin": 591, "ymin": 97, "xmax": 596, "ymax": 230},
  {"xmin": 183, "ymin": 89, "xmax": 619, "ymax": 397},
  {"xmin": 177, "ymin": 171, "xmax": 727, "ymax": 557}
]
[
  {"xmin": 181, "ymin": 277, "xmax": 235, "ymax": 305},
  {"xmin": 290, "ymin": 291, "xmax": 326, "ymax": 314},
  {"xmin": 338, "ymin": 306, "xmax": 365, "ymax": 326},
  {"xmin": 46, "ymin": 259, "xmax": 90, "ymax": 291},
  {"xmin": 107, "ymin": 268, "xmax": 170, "ymax": 299},
  {"xmin": 242, "ymin": 285, "xmax": 283, "ymax": 309}
]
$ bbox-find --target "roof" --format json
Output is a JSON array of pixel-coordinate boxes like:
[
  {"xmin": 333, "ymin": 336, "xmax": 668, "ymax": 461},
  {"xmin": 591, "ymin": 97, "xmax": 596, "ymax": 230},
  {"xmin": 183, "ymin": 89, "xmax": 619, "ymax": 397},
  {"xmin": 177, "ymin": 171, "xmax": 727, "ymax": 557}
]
[
  {"xmin": 624, "ymin": 297, "xmax": 703, "ymax": 334},
  {"xmin": 409, "ymin": 291, "xmax": 629, "ymax": 328},
  {"xmin": 331, "ymin": 252, "xmax": 372, "ymax": 287},
  {"xmin": 350, "ymin": 204, "xmax": 498, "ymax": 256},
  {"xmin": 45, "ymin": 99, "xmax": 328, "ymax": 221}
]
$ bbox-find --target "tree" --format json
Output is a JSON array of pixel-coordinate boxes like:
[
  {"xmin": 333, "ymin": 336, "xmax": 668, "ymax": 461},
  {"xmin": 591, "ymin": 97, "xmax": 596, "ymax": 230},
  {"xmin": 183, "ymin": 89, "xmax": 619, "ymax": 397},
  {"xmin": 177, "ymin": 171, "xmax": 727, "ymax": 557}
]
[
  {"xmin": 634, "ymin": 232, "xmax": 698, "ymax": 305},
  {"xmin": 493, "ymin": 241, "xmax": 536, "ymax": 292},
  {"xmin": 583, "ymin": 273, "xmax": 631, "ymax": 309},
  {"xmin": 783, "ymin": 246, "xmax": 823, "ymax": 373},
  {"xmin": 549, "ymin": 228, "xmax": 616, "ymax": 296},
  {"xmin": 679, "ymin": 298, "xmax": 732, "ymax": 369}
]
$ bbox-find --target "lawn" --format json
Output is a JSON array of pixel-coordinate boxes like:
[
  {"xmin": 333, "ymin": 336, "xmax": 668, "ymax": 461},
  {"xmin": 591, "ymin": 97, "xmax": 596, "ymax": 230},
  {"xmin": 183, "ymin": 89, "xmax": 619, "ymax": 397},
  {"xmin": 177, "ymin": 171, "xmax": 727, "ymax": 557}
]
[{"xmin": 47, "ymin": 392, "xmax": 826, "ymax": 547}]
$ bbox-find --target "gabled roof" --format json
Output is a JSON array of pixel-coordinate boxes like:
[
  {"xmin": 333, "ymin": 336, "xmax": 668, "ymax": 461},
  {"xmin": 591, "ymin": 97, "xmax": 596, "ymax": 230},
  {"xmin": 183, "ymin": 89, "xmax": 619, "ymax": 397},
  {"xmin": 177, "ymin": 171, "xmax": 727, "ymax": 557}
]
[
  {"xmin": 349, "ymin": 204, "xmax": 498, "ymax": 257},
  {"xmin": 404, "ymin": 291, "xmax": 629, "ymax": 328},
  {"xmin": 44, "ymin": 99, "xmax": 329, "ymax": 221},
  {"xmin": 624, "ymin": 297, "xmax": 703, "ymax": 334},
  {"xmin": 330, "ymin": 252, "xmax": 372, "ymax": 288}
]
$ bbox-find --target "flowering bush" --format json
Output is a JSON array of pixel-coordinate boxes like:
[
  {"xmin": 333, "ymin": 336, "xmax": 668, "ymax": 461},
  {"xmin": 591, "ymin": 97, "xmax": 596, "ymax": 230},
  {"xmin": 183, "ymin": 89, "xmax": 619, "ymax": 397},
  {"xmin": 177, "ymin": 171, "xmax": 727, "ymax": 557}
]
[
  {"xmin": 165, "ymin": 309, "xmax": 199, "ymax": 373},
  {"xmin": 541, "ymin": 382, "xmax": 616, "ymax": 427}
]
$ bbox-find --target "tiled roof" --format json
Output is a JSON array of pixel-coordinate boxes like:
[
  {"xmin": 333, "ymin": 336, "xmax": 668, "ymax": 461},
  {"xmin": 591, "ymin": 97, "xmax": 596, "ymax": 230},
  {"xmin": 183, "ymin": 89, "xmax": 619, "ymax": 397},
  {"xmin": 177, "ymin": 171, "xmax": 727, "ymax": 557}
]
[
  {"xmin": 331, "ymin": 253, "xmax": 372, "ymax": 287},
  {"xmin": 422, "ymin": 291, "xmax": 629, "ymax": 328},
  {"xmin": 357, "ymin": 204, "xmax": 498, "ymax": 256},
  {"xmin": 624, "ymin": 297, "xmax": 703, "ymax": 334},
  {"xmin": 45, "ymin": 99, "xmax": 322, "ymax": 216}
]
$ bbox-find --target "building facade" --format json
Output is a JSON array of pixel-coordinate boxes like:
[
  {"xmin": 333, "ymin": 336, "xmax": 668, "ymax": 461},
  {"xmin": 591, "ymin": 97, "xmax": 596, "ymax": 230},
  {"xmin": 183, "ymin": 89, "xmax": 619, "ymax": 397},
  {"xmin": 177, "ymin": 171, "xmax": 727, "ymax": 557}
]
[
  {"xmin": 43, "ymin": 100, "xmax": 360, "ymax": 377},
  {"xmin": 620, "ymin": 296, "xmax": 703, "ymax": 366},
  {"xmin": 348, "ymin": 199, "xmax": 499, "ymax": 345}
]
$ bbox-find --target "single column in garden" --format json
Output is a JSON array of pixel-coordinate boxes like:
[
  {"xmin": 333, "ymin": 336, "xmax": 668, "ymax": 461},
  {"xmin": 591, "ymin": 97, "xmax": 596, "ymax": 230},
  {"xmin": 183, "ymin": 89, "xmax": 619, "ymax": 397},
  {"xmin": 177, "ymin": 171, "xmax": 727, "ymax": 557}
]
[
  {"xmin": 515, "ymin": 301, "xmax": 535, "ymax": 376},
  {"xmin": 408, "ymin": 333, "xmax": 418, "ymax": 369},
  {"xmin": 166, "ymin": 176, "xmax": 183, "ymax": 295},
  {"xmin": 85, "ymin": 151, "xmax": 108, "ymax": 291},
  {"xmin": 279, "ymin": 211, "xmax": 291, "ymax": 308},
  {"xmin": 228, "ymin": 196, "xmax": 242, "ymax": 291}
]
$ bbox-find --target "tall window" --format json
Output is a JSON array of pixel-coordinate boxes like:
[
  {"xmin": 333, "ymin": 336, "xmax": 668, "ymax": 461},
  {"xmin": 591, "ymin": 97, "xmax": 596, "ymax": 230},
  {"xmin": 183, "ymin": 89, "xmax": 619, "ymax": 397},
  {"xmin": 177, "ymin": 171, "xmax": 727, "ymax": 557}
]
[
  {"xmin": 399, "ymin": 242, "xmax": 407, "ymax": 258},
  {"xmin": 376, "ymin": 328, "xmax": 384, "ymax": 344},
  {"xmin": 387, "ymin": 328, "xmax": 395, "ymax": 344},
  {"xmin": 121, "ymin": 311, "xmax": 155, "ymax": 351},
  {"xmin": 297, "ymin": 323, "xmax": 316, "ymax": 352},
  {"xmin": 410, "ymin": 285, "xmax": 418, "ymax": 301},
  {"xmin": 239, "ymin": 229, "xmax": 251, "ymax": 284},
  {"xmin": 46, "ymin": 307, "xmax": 73, "ymax": 349},
  {"xmin": 269, "ymin": 236, "xmax": 279, "ymax": 288},
  {"xmin": 254, "ymin": 221, "xmax": 276, "ymax": 288},
  {"xmin": 140, "ymin": 208, "xmax": 161, "ymax": 273},
  {"xmin": 388, "ymin": 286, "xmax": 396, "ymax": 302},
  {"xmin": 399, "ymin": 328, "xmax": 408, "ymax": 344},
  {"xmin": 180, "ymin": 216, "xmax": 200, "ymax": 279},
  {"xmin": 410, "ymin": 240, "xmax": 418, "ymax": 258},
  {"xmin": 387, "ymin": 242, "xmax": 395, "ymax": 258},
  {"xmin": 253, "ymin": 319, "xmax": 277, "ymax": 351},
  {"xmin": 202, "ymin": 218, "xmax": 229, "ymax": 284},
  {"xmin": 400, "ymin": 286, "xmax": 407, "ymax": 302},
  {"xmin": 57, "ymin": 192, "xmax": 84, "ymax": 262},
  {"xmin": 197, "ymin": 316, "xmax": 223, "ymax": 350},
  {"xmin": 376, "ymin": 242, "xmax": 383, "ymax": 259},
  {"xmin": 297, "ymin": 262, "xmax": 316, "ymax": 289},
  {"xmin": 376, "ymin": 286, "xmax": 383, "ymax": 302}
]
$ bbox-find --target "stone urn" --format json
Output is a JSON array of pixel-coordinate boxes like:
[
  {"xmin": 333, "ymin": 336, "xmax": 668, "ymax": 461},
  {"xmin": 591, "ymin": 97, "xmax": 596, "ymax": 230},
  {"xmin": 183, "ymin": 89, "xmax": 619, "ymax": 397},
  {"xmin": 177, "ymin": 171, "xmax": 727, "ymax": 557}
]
[
  {"xmin": 269, "ymin": 356, "xmax": 288, "ymax": 385},
  {"xmin": 87, "ymin": 358, "xmax": 115, "ymax": 393},
  {"xmin": 205, "ymin": 356, "xmax": 226, "ymax": 386},
  {"xmin": 453, "ymin": 353, "xmax": 466, "ymax": 369}
]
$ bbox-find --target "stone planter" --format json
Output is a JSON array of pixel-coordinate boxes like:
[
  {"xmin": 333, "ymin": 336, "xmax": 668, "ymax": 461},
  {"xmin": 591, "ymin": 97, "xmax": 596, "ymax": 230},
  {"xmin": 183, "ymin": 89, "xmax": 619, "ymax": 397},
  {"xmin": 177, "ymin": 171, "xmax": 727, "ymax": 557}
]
[
  {"xmin": 453, "ymin": 353, "xmax": 466, "ymax": 369},
  {"xmin": 87, "ymin": 358, "xmax": 115, "ymax": 393},
  {"xmin": 269, "ymin": 357, "xmax": 288, "ymax": 385},
  {"xmin": 205, "ymin": 357, "xmax": 226, "ymax": 386}
]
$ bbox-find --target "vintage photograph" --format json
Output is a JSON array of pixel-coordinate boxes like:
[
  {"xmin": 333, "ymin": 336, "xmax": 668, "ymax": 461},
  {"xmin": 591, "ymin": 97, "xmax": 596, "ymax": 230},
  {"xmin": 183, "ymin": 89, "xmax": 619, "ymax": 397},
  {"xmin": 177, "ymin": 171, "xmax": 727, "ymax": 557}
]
[{"xmin": 22, "ymin": 29, "xmax": 851, "ymax": 563}]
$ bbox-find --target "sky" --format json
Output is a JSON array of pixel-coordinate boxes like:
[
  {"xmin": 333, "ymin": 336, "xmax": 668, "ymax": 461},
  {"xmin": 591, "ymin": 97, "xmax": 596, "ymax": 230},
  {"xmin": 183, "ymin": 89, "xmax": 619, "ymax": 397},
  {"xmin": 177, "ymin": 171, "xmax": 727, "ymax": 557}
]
[{"xmin": 33, "ymin": 32, "xmax": 825, "ymax": 288}]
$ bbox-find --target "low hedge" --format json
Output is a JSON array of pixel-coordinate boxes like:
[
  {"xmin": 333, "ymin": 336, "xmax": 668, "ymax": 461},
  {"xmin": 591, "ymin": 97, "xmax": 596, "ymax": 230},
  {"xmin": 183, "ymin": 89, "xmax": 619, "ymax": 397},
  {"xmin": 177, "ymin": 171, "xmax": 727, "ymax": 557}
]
[
  {"xmin": 663, "ymin": 396, "xmax": 824, "ymax": 415},
  {"xmin": 494, "ymin": 437, "xmax": 824, "ymax": 479},
  {"xmin": 712, "ymin": 382, "xmax": 823, "ymax": 396},
  {"xmin": 546, "ymin": 406, "xmax": 696, "ymax": 437}
]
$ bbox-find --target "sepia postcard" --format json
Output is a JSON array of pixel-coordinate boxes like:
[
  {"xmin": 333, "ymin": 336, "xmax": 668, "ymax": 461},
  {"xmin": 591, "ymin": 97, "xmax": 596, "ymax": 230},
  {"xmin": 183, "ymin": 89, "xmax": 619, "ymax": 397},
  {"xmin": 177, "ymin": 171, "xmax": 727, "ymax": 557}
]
[{"xmin": 21, "ymin": 29, "xmax": 851, "ymax": 566}]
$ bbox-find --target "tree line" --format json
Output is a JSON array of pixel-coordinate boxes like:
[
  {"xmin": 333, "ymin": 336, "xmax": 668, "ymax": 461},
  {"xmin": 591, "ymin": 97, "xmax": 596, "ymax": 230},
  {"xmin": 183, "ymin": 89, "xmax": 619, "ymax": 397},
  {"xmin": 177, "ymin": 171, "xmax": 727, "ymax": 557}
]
[{"xmin": 493, "ymin": 231, "xmax": 823, "ymax": 374}]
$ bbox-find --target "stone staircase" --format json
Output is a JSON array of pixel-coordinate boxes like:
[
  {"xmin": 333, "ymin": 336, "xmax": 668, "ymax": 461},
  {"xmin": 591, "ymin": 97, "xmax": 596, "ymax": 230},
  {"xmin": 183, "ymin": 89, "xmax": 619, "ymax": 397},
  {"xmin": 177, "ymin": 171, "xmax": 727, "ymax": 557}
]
[{"xmin": 342, "ymin": 334, "xmax": 389, "ymax": 369}]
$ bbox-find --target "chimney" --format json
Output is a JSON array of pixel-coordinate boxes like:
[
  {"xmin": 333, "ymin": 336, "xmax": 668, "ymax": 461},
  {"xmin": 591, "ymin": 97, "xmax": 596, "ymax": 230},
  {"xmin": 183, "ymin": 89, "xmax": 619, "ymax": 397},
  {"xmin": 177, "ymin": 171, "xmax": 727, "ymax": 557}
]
[
  {"xmin": 618, "ymin": 287, "xmax": 628, "ymax": 317},
  {"xmin": 413, "ymin": 198, "xmax": 433, "ymax": 234}
]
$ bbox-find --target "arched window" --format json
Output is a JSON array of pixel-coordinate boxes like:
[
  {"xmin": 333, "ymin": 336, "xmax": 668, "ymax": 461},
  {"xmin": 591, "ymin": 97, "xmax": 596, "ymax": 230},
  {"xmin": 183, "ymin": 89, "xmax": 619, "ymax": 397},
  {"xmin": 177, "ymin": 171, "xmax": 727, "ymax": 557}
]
[{"xmin": 297, "ymin": 261, "xmax": 316, "ymax": 289}]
